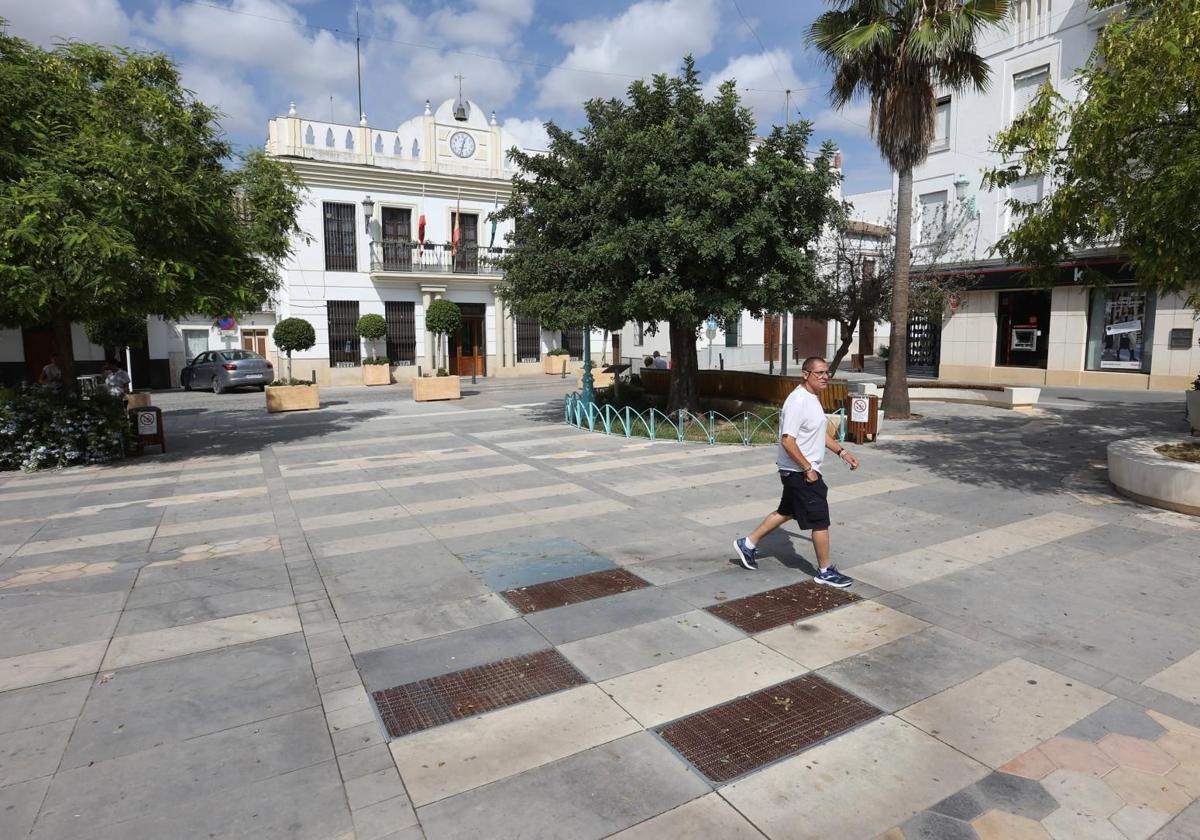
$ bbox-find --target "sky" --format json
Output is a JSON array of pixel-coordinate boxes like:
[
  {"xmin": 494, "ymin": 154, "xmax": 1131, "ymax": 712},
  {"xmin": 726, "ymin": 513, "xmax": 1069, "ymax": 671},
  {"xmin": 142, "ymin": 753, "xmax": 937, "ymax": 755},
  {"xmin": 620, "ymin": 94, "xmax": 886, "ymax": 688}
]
[{"xmin": 0, "ymin": 0, "xmax": 891, "ymax": 194}]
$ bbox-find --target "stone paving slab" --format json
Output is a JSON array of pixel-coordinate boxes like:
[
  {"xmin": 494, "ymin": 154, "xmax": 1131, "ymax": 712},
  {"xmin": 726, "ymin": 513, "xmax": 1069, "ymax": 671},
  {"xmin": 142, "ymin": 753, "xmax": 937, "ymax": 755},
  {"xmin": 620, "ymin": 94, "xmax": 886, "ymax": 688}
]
[{"xmin": 1, "ymin": 384, "xmax": 1197, "ymax": 839}]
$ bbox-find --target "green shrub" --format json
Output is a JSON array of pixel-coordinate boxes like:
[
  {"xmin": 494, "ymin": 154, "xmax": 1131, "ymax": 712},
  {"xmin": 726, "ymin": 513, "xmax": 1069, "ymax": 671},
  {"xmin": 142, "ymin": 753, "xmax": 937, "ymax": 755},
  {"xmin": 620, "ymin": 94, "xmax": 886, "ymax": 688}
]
[
  {"xmin": 273, "ymin": 317, "xmax": 316, "ymax": 379},
  {"xmin": 877, "ymin": 345, "xmax": 889, "ymax": 359},
  {"xmin": 0, "ymin": 388, "xmax": 129, "ymax": 471},
  {"xmin": 362, "ymin": 357, "xmax": 390, "ymax": 366},
  {"xmin": 356, "ymin": 313, "xmax": 388, "ymax": 362},
  {"xmin": 546, "ymin": 347, "xmax": 569, "ymax": 356},
  {"xmin": 268, "ymin": 378, "xmax": 314, "ymax": 386}
]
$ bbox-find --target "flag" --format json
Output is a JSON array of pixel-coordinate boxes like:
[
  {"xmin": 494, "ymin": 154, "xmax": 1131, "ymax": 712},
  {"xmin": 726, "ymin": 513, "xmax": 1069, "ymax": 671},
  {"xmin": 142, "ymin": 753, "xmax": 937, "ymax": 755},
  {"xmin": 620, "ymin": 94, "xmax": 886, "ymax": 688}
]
[
  {"xmin": 418, "ymin": 186, "xmax": 426, "ymax": 253},
  {"xmin": 451, "ymin": 196, "xmax": 461, "ymax": 256},
  {"xmin": 489, "ymin": 193, "xmax": 498, "ymax": 249}
]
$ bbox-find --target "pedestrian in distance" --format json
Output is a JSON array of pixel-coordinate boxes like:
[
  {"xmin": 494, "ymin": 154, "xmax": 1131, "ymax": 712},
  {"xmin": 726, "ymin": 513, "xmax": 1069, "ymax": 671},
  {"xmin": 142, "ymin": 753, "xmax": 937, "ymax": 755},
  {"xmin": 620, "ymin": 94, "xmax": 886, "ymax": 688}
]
[{"xmin": 733, "ymin": 356, "xmax": 860, "ymax": 588}]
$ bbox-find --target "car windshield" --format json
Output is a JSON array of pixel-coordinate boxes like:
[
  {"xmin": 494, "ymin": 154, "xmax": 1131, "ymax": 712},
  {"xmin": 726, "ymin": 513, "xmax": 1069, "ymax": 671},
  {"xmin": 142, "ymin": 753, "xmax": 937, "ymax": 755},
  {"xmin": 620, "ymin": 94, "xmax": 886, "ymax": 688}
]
[{"xmin": 222, "ymin": 350, "xmax": 261, "ymax": 361}]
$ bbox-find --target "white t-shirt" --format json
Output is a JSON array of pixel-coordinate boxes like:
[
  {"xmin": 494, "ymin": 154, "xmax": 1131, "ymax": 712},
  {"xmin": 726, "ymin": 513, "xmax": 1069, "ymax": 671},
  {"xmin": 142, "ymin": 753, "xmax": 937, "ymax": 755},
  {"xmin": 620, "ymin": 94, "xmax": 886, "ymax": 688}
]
[
  {"xmin": 105, "ymin": 369, "xmax": 131, "ymax": 397},
  {"xmin": 776, "ymin": 386, "xmax": 828, "ymax": 474}
]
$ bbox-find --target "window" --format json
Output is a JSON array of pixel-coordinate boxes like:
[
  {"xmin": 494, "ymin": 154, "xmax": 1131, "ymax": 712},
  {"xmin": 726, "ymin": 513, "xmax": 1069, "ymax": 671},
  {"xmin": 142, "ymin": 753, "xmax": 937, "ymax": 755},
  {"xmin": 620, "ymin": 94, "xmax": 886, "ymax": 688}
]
[
  {"xmin": 918, "ymin": 191, "xmax": 947, "ymax": 243},
  {"xmin": 1087, "ymin": 288, "xmax": 1155, "ymax": 372},
  {"xmin": 182, "ymin": 329, "xmax": 208, "ymax": 363},
  {"xmin": 561, "ymin": 328, "xmax": 585, "ymax": 360},
  {"xmin": 1006, "ymin": 175, "xmax": 1044, "ymax": 230},
  {"xmin": 725, "ymin": 320, "xmax": 739, "ymax": 347},
  {"xmin": 932, "ymin": 96, "xmax": 951, "ymax": 151},
  {"xmin": 1013, "ymin": 66, "xmax": 1050, "ymax": 118},
  {"xmin": 381, "ymin": 207, "xmax": 413, "ymax": 271},
  {"xmin": 384, "ymin": 302, "xmax": 416, "ymax": 365},
  {"xmin": 862, "ymin": 258, "xmax": 877, "ymax": 282},
  {"xmin": 634, "ymin": 322, "xmax": 645, "ymax": 347},
  {"xmin": 304, "ymin": 125, "xmax": 315, "ymax": 145},
  {"xmin": 323, "ymin": 202, "xmax": 357, "ymax": 271},
  {"xmin": 451, "ymin": 212, "xmax": 479, "ymax": 272},
  {"xmin": 995, "ymin": 290, "xmax": 1051, "ymax": 368},
  {"xmin": 327, "ymin": 300, "xmax": 361, "ymax": 367},
  {"xmin": 515, "ymin": 317, "xmax": 541, "ymax": 362}
]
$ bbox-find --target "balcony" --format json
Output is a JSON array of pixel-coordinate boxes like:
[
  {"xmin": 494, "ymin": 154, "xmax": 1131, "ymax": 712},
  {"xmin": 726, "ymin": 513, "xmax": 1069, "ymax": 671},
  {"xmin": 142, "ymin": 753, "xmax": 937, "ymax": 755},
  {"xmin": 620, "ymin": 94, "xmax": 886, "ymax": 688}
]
[{"xmin": 370, "ymin": 241, "xmax": 506, "ymax": 276}]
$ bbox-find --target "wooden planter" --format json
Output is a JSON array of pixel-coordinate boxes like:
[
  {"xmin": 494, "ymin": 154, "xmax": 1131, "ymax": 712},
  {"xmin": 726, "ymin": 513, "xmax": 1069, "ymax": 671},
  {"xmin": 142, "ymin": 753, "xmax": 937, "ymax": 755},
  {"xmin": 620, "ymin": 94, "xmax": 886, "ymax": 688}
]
[
  {"xmin": 413, "ymin": 375, "xmax": 461, "ymax": 402},
  {"xmin": 543, "ymin": 355, "xmax": 571, "ymax": 375},
  {"xmin": 362, "ymin": 364, "xmax": 391, "ymax": 386},
  {"xmin": 126, "ymin": 392, "xmax": 152, "ymax": 409},
  {"xmin": 265, "ymin": 384, "xmax": 320, "ymax": 413}
]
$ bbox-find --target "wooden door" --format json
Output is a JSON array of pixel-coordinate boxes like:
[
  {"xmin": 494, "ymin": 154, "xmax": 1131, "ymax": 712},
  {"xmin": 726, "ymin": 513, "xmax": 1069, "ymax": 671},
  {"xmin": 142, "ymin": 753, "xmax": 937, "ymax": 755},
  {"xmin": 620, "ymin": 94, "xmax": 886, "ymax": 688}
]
[
  {"xmin": 791, "ymin": 317, "xmax": 827, "ymax": 362},
  {"xmin": 21, "ymin": 325, "xmax": 56, "ymax": 384},
  {"xmin": 241, "ymin": 329, "xmax": 267, "ymax": 356},
  {"xmin": 763, "ymin": 315, "xmax": 780, "ymax": 362},
  {"xmin": 450, "ymin": 317, "xmax": 485, "ymax": 377}
]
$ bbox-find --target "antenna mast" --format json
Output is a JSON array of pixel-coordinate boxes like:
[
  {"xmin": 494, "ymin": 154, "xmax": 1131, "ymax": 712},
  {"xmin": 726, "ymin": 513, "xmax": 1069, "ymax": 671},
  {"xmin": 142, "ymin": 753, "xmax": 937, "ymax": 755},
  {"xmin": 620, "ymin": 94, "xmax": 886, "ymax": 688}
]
[{"xmin": 355, "ymin": 5, "xmax": 363, "ymax": 120}]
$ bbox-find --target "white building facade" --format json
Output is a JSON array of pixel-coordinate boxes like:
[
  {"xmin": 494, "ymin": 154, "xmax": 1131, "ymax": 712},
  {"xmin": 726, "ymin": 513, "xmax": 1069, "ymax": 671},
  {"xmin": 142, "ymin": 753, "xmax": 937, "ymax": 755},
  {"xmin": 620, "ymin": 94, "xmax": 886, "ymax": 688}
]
[{"xmin": 907, "ymin": 0, "xmax": 1198, "ymax": 390}]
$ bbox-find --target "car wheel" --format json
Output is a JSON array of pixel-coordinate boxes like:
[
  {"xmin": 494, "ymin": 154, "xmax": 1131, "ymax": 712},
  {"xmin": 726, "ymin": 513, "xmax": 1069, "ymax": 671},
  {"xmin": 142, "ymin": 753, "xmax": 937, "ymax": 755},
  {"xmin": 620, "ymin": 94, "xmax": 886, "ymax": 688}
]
[
  {"xmin": 182, "ymin": 373, "xmax": 191, "ymax": 391},
  {"xmin": 211, "ymin": 376, "xmax": 224, "ymax": 395}
]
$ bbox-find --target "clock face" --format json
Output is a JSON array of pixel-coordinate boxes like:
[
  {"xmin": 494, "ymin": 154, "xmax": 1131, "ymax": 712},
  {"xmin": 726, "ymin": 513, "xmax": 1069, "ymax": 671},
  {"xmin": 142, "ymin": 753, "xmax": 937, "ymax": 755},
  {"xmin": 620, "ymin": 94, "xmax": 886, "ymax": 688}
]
[{"xmin": 449, "ymin": 131, "xmax": 476, "ymax": 158}]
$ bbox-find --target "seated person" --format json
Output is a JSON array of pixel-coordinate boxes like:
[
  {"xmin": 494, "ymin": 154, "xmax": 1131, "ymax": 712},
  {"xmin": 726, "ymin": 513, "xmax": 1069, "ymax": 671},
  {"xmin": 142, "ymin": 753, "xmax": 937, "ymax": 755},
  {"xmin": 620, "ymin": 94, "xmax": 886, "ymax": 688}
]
[
  {"xmin": 38, "ymin": 353, "xmax": 63, "ymax": 391},
  {"xmin": 102, "ymin": 358, "xmax": 131, "ymax": 398},
  {"xmin": 652, "ymin": 350, "xmax": 669, "ymax": 369}
]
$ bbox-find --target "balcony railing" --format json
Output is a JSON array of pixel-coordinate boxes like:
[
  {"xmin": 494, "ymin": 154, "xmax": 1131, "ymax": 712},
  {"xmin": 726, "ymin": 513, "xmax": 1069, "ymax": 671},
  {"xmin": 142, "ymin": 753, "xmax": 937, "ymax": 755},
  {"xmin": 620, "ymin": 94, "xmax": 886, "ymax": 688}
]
[{"xmin": 370, "ymin": 241, "xmax": 506, "ymax": 275}]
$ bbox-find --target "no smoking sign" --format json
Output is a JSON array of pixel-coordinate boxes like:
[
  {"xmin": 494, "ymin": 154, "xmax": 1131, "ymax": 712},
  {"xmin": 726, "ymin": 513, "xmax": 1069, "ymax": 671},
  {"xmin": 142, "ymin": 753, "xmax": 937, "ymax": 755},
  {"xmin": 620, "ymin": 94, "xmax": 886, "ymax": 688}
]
[
  {"xmin": 137, "ymin": 411, "xmax": 158, "ymax": 435},
  {"xmin": 850, "ymin": 396, "xmax": 870, "ymax": 423}
]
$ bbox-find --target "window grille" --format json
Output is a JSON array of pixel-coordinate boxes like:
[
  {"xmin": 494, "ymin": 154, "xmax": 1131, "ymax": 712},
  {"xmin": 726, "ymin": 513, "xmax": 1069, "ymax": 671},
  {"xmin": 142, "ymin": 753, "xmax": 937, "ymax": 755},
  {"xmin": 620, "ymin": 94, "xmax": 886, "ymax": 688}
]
[
  {"xmin": 516, "ymin": 317, "xmax": 541, "ymax": 362},
  {"xmin": 385, "ymin": 302, "xmax": 417, "ymax": 365},
  {"xmin": 327, "ymin": 300, "xmax": 361, "ymax": 367},
  {"xmin": 381, "ymin": 207, "xmax": 413, "ymax": 271},
  {"xmin": 323, "ymin": 203, "xmax": 357, "ymax": 272},
  {"xmin": 561, "ymin": 328, "xmax": 585, "ymax": 360},
  {"xmin": 725, "ymin": 320, "xmax": 739, "ymax": 347}
]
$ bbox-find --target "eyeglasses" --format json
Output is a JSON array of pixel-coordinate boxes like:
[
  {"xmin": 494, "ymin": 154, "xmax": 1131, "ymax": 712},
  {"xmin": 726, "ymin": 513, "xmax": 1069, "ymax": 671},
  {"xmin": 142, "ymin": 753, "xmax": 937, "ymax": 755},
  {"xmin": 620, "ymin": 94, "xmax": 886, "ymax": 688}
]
[{"xmin": 806, "ymin": 369, "xmax": 831, "ymax": 377}]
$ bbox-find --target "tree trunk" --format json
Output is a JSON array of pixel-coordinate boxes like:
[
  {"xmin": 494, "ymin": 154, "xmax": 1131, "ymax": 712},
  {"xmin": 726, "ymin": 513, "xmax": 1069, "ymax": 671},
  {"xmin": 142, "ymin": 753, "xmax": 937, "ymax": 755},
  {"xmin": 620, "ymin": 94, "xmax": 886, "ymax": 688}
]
[
  {"xmin": 828, "ymin": 317, "xmax": 857, "ymax": 376},
  {"xmin": 666, "ymin": 318, "xmax": 699, "ymax": 413},
  {"xmin": 884, "ymin": 168, "xmax": 914, "ymax": 419},
  {"xmin": 51, "ymin": 316, "xmax": 77, "ymax": 395}
]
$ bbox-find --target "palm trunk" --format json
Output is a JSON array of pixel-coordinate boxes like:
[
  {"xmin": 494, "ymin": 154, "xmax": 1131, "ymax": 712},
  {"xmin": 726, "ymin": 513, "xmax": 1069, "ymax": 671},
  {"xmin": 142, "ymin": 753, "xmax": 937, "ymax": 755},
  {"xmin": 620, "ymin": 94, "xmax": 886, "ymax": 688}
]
[
  {"xmin": 51, "ymin": 316, "xmax": 77, "ymax": 395},
  {"xmin": 884, "ymin": 167, "xmax": 913, "ymax": 419},
  {"xmin": 829, "ymin": 316, "xmax": 857, "ymax": 376},
  {"xmin": 666, "ymin": 317, "xmax": 699, "ymax": 413}
]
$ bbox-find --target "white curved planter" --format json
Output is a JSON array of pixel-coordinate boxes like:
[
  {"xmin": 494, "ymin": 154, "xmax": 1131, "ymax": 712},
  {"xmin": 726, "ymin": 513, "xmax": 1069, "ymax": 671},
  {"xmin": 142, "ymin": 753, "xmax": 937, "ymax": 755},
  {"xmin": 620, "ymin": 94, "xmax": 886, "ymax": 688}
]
[{"xmin": 1107, "ymin": 437, "xmax": 1200, "ymax": 516}]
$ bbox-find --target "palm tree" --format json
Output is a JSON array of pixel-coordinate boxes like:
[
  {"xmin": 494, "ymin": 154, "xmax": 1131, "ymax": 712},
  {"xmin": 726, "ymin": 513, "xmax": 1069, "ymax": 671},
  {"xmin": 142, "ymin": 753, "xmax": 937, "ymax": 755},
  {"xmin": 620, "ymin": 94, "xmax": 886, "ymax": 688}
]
[{"xmin": 811, "ymin": 0, "xmax": 1008, "ymax": 418}]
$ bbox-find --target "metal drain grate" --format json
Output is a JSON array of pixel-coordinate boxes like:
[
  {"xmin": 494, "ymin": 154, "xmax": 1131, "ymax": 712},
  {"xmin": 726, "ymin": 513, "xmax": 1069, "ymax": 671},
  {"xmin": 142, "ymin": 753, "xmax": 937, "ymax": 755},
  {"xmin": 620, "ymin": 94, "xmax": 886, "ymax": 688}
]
[
  {"xmin": 372, "ymin": 648, "xmax": 587, "ymax": 738},
  {"xmin": 501, "ymin": 568, "xmax": 651, "ymax": 614},
  {"xmin": 656, "ymin": 674, "xmax": 881, "ymax": 783},
  {"xmin": 705, "ymin": 581, "xmax": 859, "ymax": 633}
]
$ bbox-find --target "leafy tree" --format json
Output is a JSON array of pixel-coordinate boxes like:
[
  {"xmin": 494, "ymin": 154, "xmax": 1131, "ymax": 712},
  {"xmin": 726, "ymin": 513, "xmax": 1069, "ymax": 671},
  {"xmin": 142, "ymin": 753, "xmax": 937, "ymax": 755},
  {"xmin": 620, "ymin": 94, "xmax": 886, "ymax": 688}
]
[
  {"xmin": 984, "ymin": 0, "xmax": 1199, "ymax": 311},
  {"xmin": 272, "ymin": 317, "xmax": 315, "ymax": 382},
  {"xmin": 84, "ymin": 313, "xmax": 148, "ymax": 351},
  {"xmin": 810, "ymin": 0, "xmax": 1008, "ymax": 417},
  {"xmin": 425, "ymin": 299, "xmax": 461, "ymax": 375},
  {"xmin": 355, "ymin": 313, "xmax": 388, "ymax": 362},
  {"xmin": 495, "ymin": 57, "xmax": 841, "ymax": 412},
  {"xmin": 0, "ymin": 25, "xmax": 306, "ymax": 390}
]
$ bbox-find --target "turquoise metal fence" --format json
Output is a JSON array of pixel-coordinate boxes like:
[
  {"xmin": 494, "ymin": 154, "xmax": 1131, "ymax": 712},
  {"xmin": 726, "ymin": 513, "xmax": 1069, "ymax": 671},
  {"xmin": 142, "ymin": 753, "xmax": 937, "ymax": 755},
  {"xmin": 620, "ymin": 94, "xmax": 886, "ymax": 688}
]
[{"xmin": 562, "ymin": 394, "xmax": 846, "ymax": 446}]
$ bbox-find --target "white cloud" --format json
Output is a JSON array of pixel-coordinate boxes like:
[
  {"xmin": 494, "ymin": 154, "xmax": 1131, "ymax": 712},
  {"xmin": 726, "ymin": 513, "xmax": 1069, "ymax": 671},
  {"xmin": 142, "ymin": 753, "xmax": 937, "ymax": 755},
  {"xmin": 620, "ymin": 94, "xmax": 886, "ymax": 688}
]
[
  {"xmin": 0, "ymin": 0, "xmax": 132, "ymax": 47},
  {"xmin": 179, "ymin": 60, "xmax": 268, "ymax": 138},
  {"xmin": 536, "ymin": 0, "xmax": 721, "ymax": 109},
  {"xmin": 428, "ymin": 0, "xmax": 534, "ymax": 46},
  {"xmin": 811, "ymin": 100, "xmax": 874, "ymax": 139},
  {"xmin": 503, "ymin": 116, "xmax": 550, "ymax": 151},
  {"xmin": 703, "ymin": 49, "xmax": 814, "ymax": 130}
]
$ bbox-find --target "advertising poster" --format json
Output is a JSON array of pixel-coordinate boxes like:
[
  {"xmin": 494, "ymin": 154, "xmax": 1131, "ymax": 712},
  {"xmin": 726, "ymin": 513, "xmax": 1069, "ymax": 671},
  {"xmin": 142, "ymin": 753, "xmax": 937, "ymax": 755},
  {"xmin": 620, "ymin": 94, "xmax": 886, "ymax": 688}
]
[{"xmin": 1100, "ymin": 291, "xmax": 1145, "ymax": 370}]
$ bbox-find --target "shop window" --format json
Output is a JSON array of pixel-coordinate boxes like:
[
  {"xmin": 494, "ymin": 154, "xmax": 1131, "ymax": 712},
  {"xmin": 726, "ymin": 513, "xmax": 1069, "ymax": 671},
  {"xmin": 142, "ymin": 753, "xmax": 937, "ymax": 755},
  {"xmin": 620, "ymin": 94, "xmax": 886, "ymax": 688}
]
[
  {"xmin": 1086, "ymin": 288, "xmax": 1155, "ymax": 373},
  {"xmin": 995, "ymin": 289, "xmax": 1051, "ymax": 368}
]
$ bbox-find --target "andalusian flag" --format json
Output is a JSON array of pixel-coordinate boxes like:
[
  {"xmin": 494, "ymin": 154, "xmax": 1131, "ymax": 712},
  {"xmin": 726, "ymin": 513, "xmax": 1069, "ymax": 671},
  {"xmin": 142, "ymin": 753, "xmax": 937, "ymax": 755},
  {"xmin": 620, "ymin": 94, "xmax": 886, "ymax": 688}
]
[
  {"xmin": 418, "ymin": 186, "xmax": 426, "ymax": 253},
  {"xmin": 451, "ymin": 194, "xmax": 461, "ymax": 256}
]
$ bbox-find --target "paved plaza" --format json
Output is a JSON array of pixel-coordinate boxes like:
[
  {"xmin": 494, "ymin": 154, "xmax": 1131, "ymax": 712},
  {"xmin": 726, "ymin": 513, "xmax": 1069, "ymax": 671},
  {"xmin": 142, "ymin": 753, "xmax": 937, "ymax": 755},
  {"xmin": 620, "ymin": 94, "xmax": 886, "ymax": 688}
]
[{"xmin": 1, "ymin": 378, "xmax": 1199, "ymax": 840}]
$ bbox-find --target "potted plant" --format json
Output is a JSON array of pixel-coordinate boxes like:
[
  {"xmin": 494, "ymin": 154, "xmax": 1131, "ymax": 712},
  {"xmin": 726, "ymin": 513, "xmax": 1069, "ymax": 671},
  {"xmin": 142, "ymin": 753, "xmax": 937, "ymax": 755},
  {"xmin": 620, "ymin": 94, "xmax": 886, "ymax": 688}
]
[
  {"xmin": 356, "ymin": 313, "xmax": 391, "ymax": 386},
  {"xmin": 266, "ymin": 317, "xmax": 319, "ymax": 412},
  {"xmin": 544, "ymin": 347, "xmax": 571, "ymax": 375},
  {"xmin": 1188, "ymin": 374, "xmax": 1200, "ymax": 435},
  {"xmin": 414, "ymin": 299, "xmax": 462, "ymax": 401}
]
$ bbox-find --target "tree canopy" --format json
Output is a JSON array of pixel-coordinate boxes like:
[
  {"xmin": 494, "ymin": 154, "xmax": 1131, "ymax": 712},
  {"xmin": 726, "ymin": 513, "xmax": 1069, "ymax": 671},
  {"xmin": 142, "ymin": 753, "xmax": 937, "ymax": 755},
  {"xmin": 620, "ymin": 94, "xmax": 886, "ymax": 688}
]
[
  {"xmin": 0, "ymin": 24, "xmax": 306, "ymax": 385},
  {"xmin": 985, "ymin": 0, "xmax": 1199, "ymax": 309},
  {"xmin": 495, "ymin": 57, "xmax": 841, "ymax": 411},
  {"xmin": 810, "ymin": 0, "xmax": 1008, "ymax": 418}
]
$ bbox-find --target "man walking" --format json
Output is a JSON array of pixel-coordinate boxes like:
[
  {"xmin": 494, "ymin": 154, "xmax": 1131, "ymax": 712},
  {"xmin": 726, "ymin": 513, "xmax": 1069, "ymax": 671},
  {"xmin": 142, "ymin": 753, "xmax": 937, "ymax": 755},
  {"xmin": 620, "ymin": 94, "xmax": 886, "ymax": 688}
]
[{"xmin": 733, "ymin": 356, "xmax": 859, "ymax": 588}]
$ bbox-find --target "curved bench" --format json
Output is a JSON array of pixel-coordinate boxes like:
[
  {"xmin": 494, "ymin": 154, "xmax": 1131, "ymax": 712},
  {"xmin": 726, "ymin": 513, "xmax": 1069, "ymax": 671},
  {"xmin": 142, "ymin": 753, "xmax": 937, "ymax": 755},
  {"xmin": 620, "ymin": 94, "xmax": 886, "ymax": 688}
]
[{"xmin": 1107, "ymin": 438, "xmax": 1200, "ymax": 516}]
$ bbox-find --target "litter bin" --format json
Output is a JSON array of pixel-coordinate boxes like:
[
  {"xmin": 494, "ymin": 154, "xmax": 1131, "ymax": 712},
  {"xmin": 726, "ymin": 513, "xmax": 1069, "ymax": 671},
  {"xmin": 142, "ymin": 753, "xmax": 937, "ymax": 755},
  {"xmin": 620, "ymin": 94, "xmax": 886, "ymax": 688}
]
[{"xmin": 128, "ymin": 406, "xmax": 166, "ymax": 454}]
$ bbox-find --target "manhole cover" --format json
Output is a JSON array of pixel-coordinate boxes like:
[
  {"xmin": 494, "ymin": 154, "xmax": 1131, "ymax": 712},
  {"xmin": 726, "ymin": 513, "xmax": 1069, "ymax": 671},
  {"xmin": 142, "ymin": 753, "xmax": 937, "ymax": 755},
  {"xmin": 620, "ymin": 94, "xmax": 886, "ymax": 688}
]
[
  {"xmin": 501, "ymin": 568, "xmax": 651, "ymax": 614},
  {"xmin": 656, "ymin": 674, "xmax": 881, "ymax": 783},
  {"xmin": 704, "ymin": 581, "xmax": 859, "ymax": 633},
  {"xmin": 372, "ymin": 648, "xmax": 587, "ymax": 737}
]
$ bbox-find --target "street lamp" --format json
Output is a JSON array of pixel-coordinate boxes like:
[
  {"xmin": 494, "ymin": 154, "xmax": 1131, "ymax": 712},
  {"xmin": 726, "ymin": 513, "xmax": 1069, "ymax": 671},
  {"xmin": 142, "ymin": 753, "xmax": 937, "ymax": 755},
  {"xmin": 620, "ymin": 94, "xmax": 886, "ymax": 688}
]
[
  {"xmin": 361, "ymin": 195, "xmax": 375, "ymax": 233},
  {"xmin": 954, "ymin": 174, "xmax": 979, "ymax": 219},
  {"xmin": 581, "ymin": 327, "xmax": 595, "ymax": 406}
]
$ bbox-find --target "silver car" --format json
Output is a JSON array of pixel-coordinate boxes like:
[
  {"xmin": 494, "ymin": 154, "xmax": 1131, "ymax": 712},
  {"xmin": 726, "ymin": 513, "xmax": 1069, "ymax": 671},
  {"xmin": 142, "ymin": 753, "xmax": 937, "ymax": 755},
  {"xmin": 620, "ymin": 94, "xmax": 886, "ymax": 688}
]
[{"xmin": 181, "ymin": 349, "xmax": 274, "ymax": 393}]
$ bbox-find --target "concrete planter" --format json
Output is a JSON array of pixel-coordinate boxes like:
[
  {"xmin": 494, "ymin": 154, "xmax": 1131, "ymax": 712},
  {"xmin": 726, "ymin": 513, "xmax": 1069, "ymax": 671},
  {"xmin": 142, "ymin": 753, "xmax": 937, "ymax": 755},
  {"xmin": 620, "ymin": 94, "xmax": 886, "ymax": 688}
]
[
  {"xmin": 413, "ymin": 375, "xmax": 461, "ymax": 402},
  {"xmin": 852, "ymin": 382, "xmax": 1040, "ymax": 410},
  {"xmin": 544, "ymin": 354, "xmax": 571, "ymax": 376},
  {"xmin": 1187, "ymin": 389, "xmax": 1200, "ymax": 435},
  {"xmin": 362, "ymin": 364, "xmax": 391, "ymax": 386},
  {"xmin": 265, "ymin": 384, "xmax": 320, "ymax": 413},
  {"xmin": 1107, "ymin": 437, "xmax": 1200, "ymax": 516},
  {"xmin": 577, "ymin": 364, "xmax": 615, "ymax": 389}
]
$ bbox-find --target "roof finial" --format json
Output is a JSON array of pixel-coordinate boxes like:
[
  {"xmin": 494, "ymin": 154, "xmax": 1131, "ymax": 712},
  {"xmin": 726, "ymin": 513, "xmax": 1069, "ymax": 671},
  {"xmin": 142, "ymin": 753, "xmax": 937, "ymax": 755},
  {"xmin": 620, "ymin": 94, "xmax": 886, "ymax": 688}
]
[
  {"xmin": 288, "ymin": 102, "xmax": 297, "ymax": 117},
  {"xmin": 359, "ymin": 112, "xmax": 368, "ymax": 126},
  {"xmin": 424, "ymin": 99, "xmax": 432, "ymax": 115},
  {"xmin": 490, "ymin": 110, "xmax": 498, "ymax": 126}
]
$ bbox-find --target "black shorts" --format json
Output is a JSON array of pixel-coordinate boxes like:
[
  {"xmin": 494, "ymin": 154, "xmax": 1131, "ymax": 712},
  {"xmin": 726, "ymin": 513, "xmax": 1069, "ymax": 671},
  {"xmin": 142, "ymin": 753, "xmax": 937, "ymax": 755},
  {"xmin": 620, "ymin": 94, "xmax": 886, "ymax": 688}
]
[{"xmin": 777, "ymin": 470, "xmax": 831, "ymax": 530}]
